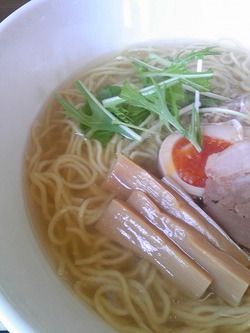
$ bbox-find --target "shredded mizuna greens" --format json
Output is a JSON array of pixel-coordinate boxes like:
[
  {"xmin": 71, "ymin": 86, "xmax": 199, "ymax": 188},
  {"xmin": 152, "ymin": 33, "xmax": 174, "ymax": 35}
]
[{"xmin": 56, "ymin": 46, "xmax": 248, "ymax": 151}]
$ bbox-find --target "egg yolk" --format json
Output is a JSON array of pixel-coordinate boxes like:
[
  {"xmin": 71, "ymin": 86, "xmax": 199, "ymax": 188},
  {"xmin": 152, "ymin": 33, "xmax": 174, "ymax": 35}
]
[{"xmin": 172, "ymin": 135, "xmax": 232, "ymax": 188}]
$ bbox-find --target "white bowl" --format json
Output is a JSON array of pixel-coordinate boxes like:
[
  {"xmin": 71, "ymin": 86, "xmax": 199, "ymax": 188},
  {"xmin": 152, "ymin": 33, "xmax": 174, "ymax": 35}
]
[{"xmin": 0, "ymin": 1, "xmax": 250, "ymax": 332}]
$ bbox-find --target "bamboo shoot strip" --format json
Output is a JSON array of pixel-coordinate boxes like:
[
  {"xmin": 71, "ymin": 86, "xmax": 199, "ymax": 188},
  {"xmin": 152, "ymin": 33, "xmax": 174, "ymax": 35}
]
[
  {"xmin": 127, "ymin": 190, "xmax": 250, "ymax": 306},
  {"xmin": 102, "ymin": 154, "xmax": 250, "ymax": 266},
  {"xmin": 96, "ymin": 198, "xmax": 212, "ymax": 299}
]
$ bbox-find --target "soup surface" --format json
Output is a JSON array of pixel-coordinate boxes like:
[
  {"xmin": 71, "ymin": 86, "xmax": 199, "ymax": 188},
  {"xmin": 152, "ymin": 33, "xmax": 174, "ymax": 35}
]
[{"xmin": 25, "ymin": 43, "xmax": 250, "ymax": 333}]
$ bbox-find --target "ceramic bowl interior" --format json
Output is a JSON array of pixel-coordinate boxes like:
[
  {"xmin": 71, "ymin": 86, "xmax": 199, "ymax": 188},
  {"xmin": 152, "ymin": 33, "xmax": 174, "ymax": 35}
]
[{"xmin": 0, "ymin": 0, "xmax": 250, "ymax": 332}]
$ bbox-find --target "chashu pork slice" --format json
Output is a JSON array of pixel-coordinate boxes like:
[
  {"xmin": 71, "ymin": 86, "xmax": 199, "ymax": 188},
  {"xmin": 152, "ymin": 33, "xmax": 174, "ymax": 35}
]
[
  {"xmin": 205, "ymin": 140, "xmax": 250, "ymax": 178},
  {"xmin": 204, "ymin": 140, "xmax": 250, "ymax": 249}
]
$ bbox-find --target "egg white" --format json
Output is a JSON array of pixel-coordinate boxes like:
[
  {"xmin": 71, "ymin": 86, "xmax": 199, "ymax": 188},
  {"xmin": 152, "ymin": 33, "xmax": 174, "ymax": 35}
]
[{"xmin": 158, "ymin": 120, "xmax": 244, "ymax": 197}]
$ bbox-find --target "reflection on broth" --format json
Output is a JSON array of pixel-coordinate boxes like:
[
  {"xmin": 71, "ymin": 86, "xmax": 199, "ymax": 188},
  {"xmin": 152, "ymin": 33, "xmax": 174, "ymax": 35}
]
[{"xmin": 25, "ymin": 43, "xmax": 250, "ymax": 333}]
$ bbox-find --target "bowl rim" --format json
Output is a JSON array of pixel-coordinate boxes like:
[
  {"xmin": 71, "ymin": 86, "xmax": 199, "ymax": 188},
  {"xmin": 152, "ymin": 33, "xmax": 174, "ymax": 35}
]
[{"xmin": 0, "ymin": 1, "xmax": 118, "ymax": 332}]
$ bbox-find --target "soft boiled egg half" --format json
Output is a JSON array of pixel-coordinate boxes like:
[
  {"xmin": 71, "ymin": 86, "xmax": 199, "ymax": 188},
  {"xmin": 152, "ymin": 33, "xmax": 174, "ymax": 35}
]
[{"xmin": 158, "ymin": 119, "xmax": 245, "ymax": 197}]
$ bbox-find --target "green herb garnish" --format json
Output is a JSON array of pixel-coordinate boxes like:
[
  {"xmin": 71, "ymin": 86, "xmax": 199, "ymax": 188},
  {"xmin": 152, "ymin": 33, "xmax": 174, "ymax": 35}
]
[
  {"xmin": 56, "ymin": 81, "xmax": 142, "ymax": 143},
  {"xmin": 56, "ymin": 46, "xmax": 248, "ymax": 151}
]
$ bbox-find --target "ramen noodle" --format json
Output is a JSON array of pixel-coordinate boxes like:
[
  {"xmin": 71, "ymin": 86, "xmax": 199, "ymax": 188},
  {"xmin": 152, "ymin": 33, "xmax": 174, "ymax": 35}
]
[{"xmin": 25, "ymin": 42, "xmax": 250, "ymax": 333}]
